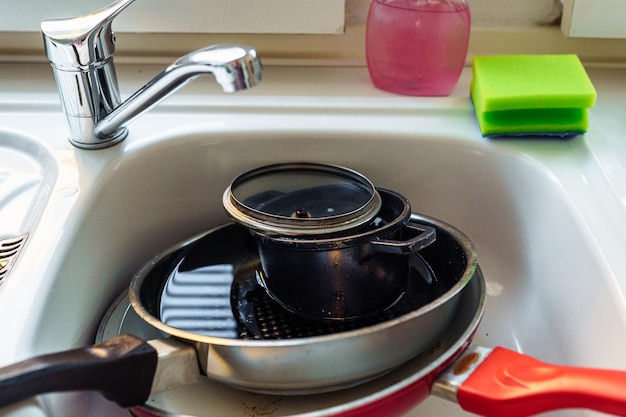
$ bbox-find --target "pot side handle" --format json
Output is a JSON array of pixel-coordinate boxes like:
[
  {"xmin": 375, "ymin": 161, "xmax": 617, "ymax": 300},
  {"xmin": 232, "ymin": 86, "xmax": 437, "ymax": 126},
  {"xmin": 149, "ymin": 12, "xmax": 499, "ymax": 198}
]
[
  {"xmin": 0, "ymin": 334, "xmax": 157, "ymax": 409},
  {"xmin": 457, "ymin": 346, "xmax": 626, "ymax": 417},
  {"xmin": 370, "ymin": 223, "xmax": 436, "ymax": 255}
]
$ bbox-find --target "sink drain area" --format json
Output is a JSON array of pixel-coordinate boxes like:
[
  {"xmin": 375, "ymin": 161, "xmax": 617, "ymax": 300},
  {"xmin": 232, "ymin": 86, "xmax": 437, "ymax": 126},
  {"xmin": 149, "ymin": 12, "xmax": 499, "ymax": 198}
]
[{"xmin": 0, "ymin": 234, "xmax": 27, "ymax": 283}]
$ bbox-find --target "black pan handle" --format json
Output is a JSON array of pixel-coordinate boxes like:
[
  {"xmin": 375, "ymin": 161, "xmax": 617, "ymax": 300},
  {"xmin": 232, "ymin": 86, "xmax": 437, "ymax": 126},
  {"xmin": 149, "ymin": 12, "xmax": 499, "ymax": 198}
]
[
  {"xmin": 370, "ymin": 223, "xmax": 437, "ymax": 254},
  {"xmin": 0, "ymin": 334, "xmax": 157, "ymax": 409}
]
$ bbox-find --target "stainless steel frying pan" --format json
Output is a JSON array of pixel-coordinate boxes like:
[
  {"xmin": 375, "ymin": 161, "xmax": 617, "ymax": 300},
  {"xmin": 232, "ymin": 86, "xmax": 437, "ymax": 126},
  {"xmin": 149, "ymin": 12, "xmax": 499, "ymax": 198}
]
[{"xmin": 0, "ymin": 214, "xmax": 475, "ymax": 408}]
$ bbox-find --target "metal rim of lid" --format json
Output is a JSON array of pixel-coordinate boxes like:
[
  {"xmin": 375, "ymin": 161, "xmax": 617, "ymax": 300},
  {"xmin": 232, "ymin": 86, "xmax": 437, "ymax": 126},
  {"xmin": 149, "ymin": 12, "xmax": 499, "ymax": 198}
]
[{"xmin": 222, "ymin": 162, "xmax": 382, "ymax": 236}]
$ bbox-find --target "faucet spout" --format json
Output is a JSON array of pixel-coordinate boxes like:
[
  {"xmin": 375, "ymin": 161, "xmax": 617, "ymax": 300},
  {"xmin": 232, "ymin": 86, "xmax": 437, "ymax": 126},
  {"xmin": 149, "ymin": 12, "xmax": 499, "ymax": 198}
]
[
  {"xmin": 95, "ymin": 45, "xmax": 262, "ymax": 141},
  {"xmin": 41, "ymin": 0, "xmax": 262, "ymax": 149}
]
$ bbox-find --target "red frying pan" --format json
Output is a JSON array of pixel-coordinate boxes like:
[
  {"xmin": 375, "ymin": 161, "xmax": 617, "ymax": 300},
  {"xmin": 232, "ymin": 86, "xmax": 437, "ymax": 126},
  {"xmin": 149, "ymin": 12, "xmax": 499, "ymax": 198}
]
[{"xmin": 120, "ymin": 262, "xmax": 626, "ymax": 417}]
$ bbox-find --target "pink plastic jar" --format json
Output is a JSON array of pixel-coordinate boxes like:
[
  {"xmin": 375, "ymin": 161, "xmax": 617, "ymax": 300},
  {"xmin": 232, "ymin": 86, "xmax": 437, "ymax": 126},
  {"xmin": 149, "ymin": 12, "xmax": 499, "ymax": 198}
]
[{"xmin": 366, "ymin": 0, "xmax": 471, "ymax": 96}]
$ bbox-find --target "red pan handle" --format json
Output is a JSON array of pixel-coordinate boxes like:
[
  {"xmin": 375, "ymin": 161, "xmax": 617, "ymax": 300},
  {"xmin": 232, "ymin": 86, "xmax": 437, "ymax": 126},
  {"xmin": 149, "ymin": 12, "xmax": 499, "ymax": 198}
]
[
  {"xmin": 457, "ymin": 346, "xmax": 626, "ymax": 417},
  {"xmin": 0, "ymin": 334, "xmax": 157, "ymax": 409}
]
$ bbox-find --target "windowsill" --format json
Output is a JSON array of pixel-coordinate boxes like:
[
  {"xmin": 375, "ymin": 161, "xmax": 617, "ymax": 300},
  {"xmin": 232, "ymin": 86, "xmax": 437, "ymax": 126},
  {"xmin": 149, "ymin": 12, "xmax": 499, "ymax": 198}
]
[{"xmin": 1, "ymin": 24, "xmax": 626, "ymax": 68}]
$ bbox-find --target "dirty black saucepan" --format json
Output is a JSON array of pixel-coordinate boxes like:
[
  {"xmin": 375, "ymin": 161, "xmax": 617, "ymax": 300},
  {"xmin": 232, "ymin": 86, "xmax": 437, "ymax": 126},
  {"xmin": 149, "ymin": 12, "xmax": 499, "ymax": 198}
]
[
  {"xmin": 249, "ymin": 189, "xmax": 437, "ymax": 321},
  {"xmin": 1, "ymin": 216, "xmax": 626, "ymax": 416},
  {"xmin": 222, "ymin": 162, "xmax": 437, "ymax": 320}
]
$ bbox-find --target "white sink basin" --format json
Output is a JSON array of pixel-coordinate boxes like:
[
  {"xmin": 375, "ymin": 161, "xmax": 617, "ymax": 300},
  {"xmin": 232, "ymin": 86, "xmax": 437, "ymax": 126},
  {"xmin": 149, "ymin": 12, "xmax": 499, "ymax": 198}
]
[{"xmin": 1, "ymin": 65, "xmax": 626, "ymax": 417}]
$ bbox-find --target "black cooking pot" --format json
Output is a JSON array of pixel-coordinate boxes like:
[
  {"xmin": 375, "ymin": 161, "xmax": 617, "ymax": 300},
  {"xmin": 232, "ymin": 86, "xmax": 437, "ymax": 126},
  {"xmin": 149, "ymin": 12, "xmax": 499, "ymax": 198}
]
[
  {"xmin": 223, "ymin": 163, "xmax": 436, "ymax": 320},
  {"xmin": 255, "ymin": 188, "xmax": 436, "ymax": 320}
]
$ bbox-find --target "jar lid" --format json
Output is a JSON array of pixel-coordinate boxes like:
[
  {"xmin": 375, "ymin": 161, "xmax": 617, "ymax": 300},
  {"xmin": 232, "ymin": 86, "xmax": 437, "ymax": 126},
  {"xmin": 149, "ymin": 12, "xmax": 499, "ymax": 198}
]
[{"xmin": 223, "ymin": 163, "xmax": 382, "ymax": 236}]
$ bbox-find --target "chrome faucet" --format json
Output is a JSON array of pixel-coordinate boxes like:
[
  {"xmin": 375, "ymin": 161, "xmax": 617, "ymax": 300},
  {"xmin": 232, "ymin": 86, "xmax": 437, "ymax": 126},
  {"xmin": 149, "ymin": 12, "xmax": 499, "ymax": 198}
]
[{"xmin": 41, "ymin": 0, "xmax": 262, "ymax": 149}]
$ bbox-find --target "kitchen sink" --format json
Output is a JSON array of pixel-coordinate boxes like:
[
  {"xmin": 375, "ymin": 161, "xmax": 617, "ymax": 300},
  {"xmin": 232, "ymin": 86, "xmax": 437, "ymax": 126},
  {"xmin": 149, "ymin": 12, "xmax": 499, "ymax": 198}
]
[
  {"xmin": 0, "ymin": 129, "xmax": 57, "ymax": 283},
  {"xmin": 1, "ymin": 66, "xmax": 626, "ymax": 417}
]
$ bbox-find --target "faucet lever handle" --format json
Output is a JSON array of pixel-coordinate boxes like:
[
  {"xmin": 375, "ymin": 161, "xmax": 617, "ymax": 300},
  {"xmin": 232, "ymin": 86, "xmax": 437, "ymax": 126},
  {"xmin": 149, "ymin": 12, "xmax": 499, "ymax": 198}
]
[{"xmin": 41, "ymin": 0, "xmax": 135, "ymax": 67}]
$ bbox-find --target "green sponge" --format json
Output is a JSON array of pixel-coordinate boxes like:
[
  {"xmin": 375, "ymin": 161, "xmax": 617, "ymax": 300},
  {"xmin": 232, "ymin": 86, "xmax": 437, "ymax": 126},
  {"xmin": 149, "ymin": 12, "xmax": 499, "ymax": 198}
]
[{"xmin": 470, "ymin": 55, "xmax": 597, "ymax": 137}]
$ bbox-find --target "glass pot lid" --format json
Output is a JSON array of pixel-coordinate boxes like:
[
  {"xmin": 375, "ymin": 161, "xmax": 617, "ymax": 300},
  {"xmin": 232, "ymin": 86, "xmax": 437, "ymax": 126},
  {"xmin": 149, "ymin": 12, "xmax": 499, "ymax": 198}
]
[{"xmin": 222, "ymin": 163, "xmax": 382, "ymax": 236}]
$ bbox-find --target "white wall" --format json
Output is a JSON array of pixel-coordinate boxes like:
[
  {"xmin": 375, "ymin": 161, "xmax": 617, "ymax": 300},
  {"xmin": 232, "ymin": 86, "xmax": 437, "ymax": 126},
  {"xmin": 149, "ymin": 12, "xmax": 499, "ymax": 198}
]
[{"xmin": 0, "ymin": 0, "xmax": 346, "ymax": 34}]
